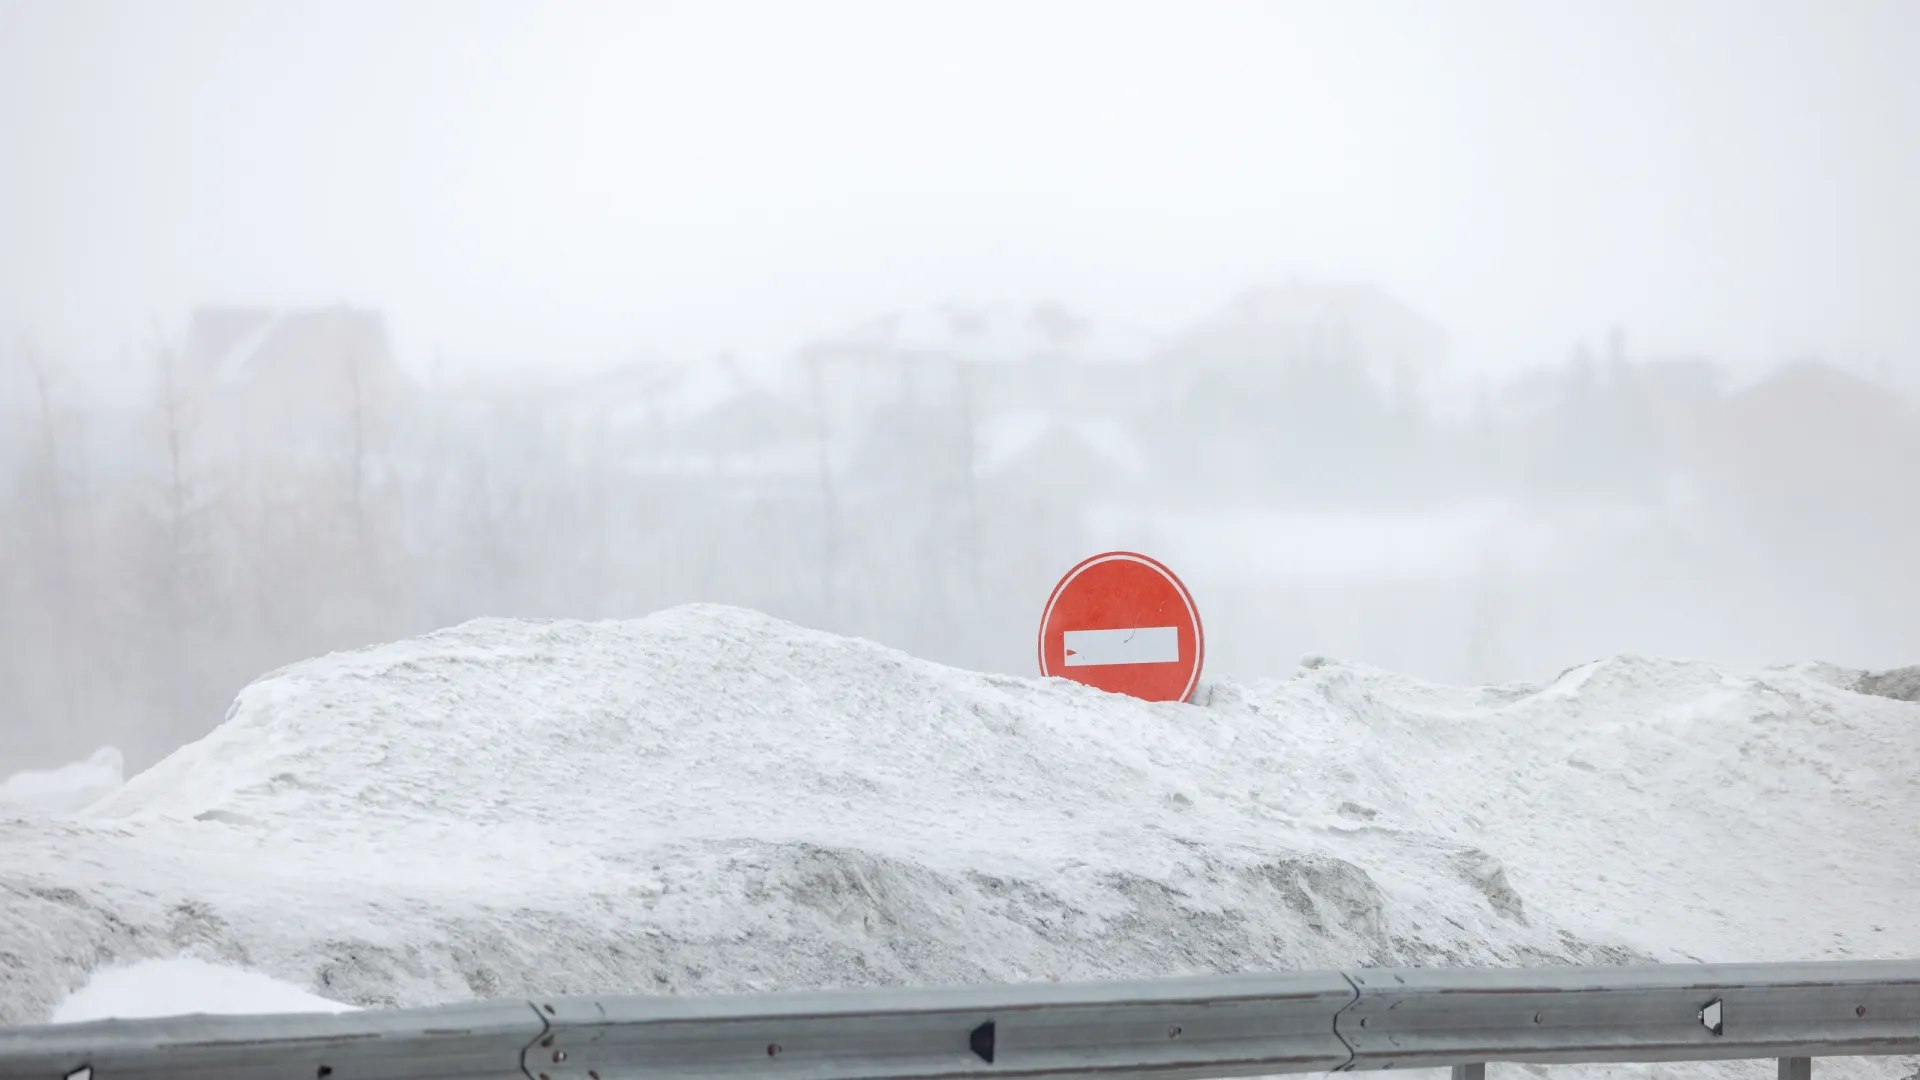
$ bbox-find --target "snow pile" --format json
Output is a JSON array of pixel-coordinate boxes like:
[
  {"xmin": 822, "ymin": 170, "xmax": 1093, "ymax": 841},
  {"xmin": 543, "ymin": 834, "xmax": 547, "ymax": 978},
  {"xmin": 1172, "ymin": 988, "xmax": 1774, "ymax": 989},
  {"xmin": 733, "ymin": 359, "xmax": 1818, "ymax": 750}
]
[
  {"xmin": 0, "ymin": 747, "xmax": 124, "ymax": 816},
  {"xmin": 3, "ymin": 605, "xmax": 1916, "ymax": 1065},
  {"xmin": 51, "ymin": 957, "xmax": 357, "ymax": 1023}
]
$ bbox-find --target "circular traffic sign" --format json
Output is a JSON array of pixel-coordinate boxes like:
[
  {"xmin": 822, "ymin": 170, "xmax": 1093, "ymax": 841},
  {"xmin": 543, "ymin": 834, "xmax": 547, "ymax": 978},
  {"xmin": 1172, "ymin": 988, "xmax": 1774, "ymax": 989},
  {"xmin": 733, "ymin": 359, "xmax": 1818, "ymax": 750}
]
[{"xmin": 1037, "ymin": 551, "xmax": 1204, "ymax": 703}]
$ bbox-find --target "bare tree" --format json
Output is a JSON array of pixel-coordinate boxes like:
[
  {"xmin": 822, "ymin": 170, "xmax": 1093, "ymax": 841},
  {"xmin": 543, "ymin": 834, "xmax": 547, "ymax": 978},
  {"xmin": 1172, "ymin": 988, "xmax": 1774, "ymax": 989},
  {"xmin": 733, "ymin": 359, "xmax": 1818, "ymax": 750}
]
[
  {"xmin": 339, "ymin": 309, "xmax": 371, "ymax": 561},
  {"xmin": 19, "ymin": 339, "xmax": 76, "ymax": 729},
  {"xmin": 807, "ymin": 346, "xmax": 839, "ymax": 617},
  {"xmin": 953, "ymin": 359, "xmax": 983, "ymax": 604},
  {"xmin": 147, "ymin": 331, "xmax": 199, "ymax": 730}
]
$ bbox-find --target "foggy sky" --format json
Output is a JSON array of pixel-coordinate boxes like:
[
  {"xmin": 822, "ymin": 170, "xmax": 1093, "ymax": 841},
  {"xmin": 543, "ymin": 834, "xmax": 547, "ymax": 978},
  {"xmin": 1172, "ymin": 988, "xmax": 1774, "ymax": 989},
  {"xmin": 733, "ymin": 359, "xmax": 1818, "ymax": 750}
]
[{"xmin": 3, "ymin": 0, "xmax": 1917, "ymax": 378}]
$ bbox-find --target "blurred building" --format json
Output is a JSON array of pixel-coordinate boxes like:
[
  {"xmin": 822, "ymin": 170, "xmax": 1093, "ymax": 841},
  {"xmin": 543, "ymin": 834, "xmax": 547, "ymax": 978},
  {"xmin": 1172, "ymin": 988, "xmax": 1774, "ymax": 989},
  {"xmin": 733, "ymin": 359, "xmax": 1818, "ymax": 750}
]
[
  {"xmin": 789, "ymin": 301, "xmax": 1164, "ymax": 434},
  {"xmin": 1157, "ymin": 281, "xmax": 1447, "ymax": 396},
  {"xmin": 1705, "ymin": 360, "xmax": 1920, "ymax": 526},
  {"xmin": 180, "ymin": 305, "xmax": 416, "ymax": 465}
]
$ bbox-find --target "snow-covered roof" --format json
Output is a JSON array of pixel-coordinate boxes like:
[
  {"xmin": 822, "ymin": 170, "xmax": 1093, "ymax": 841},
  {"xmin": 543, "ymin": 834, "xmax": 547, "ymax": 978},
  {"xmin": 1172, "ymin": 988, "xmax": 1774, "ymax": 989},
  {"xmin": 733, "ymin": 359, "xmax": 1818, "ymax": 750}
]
[
  {"xmin": 185, "ymin": 306, "xmax": 397, "ymax": 390},
  {"xmin": 817, "ymin": 302, "xmax": 1160, "ymax": 366},
  {"xmin": 974, "ymin": 413, "xmax": 1149, "ymax": 479},
  {"xmin": 1163, "ymin": 281, "xmax": 1447, "ymax": 383},
  {"xmin": 683, "ymin": 389, "xmax": 815, "ymax": 451},
  {"xmin": 553, "ymin": 357, "xmax": 769, "ymax": 434},
  {"xmin": 209, "ymin": 315, "xmax": 285, "ymax": 387},
  {"xmin": 622, "ymin": 444, "xmax": 821, "ymax": 481}
]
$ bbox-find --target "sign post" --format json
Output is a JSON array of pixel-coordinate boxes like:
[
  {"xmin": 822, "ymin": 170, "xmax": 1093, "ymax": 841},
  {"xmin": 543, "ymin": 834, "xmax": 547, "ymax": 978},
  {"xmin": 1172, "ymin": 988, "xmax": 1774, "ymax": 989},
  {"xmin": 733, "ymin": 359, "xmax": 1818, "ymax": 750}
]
[{"xmin": 1037, "ymin": 551, "xmax": 1204, "ymax": 702}]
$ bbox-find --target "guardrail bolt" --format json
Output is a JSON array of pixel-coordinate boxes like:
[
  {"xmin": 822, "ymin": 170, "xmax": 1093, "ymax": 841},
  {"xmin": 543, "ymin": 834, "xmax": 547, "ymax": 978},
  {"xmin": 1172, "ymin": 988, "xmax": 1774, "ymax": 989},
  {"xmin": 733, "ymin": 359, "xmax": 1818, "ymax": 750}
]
[
  {"xmin": 971, "ymin": 1020, "xmax": 998, "ymax": 1063},
  {"xmin": 1856, "ymin": 1006, "xmax": 1866, "ymax": 1017},
  {"xmin": 553, "ymin": 1050, "xmax": 569, "ymax": 1063},
  {"xmin": 1699, "ymin": 998, "xmax": 1725, "ymax": 1036},
  {"xmin": 1168, "ymin": 1026, "xmax": 1182, "ymax": 1038},
  {"xmin": 1533, "ymin": 1012, "xmax": 1543, "ymax": 1025},
  {"xmin": 318, "ymin": 1067, "xmax": 333, "ymax": 1079},
  {"xmin": 542, "ymin": 1036, "xmax": 555, "ymax": 1048},
  {"xmin": 768, "ymin": 1043, "xmax": 783, "ymax": 1057}
]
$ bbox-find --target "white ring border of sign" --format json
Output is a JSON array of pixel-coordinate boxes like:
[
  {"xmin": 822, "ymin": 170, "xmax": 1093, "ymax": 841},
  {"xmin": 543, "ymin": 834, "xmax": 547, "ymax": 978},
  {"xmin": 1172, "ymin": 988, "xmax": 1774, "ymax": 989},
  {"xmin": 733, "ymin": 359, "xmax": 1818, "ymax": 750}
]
[{"xmin": 1037, "ymin": 551, "xmax": 1206, "ymax": 703}]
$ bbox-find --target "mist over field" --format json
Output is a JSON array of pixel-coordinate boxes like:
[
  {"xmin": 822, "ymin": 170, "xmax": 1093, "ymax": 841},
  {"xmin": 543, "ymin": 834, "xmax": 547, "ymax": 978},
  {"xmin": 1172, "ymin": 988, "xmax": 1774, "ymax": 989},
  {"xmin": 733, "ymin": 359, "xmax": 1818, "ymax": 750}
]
[{"xmin": 3, "ymin": 0, "xmax": 1918, "ymax": 773}]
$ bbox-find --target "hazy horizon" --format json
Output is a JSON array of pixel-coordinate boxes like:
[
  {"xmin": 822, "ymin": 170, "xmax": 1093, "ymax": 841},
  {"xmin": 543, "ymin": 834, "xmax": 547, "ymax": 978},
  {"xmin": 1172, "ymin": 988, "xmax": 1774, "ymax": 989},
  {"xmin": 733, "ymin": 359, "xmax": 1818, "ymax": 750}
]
[
  {"xmin": 4, "ymin": 0, "xmax": 1918, "ymax": 381},
  {"xmin": 4, "ymin": 1, "xmax": 1919, "ymax": 776}
]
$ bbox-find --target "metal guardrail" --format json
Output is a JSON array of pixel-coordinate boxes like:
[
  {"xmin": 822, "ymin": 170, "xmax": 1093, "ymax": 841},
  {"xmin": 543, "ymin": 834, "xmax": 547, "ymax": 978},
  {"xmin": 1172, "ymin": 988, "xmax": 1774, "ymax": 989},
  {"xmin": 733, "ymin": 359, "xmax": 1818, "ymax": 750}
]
[{"xmin": 2, "ymin": 960, "xmax": 1916, "ymax": 1080}]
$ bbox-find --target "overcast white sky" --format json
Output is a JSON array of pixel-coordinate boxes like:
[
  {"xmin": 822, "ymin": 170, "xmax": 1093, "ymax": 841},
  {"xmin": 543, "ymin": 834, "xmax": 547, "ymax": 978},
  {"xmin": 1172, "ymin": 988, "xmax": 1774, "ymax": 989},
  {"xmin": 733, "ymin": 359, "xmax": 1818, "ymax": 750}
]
[{"xmin": 2, "ymin": 0, "xmax": 1916, "ymax": 380}]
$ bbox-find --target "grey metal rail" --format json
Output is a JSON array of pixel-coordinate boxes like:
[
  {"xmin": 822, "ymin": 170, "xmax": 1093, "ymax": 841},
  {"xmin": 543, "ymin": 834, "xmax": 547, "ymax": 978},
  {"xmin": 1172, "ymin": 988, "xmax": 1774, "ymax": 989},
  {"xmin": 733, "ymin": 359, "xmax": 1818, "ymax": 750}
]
[{"xmin": 2, "ymin": 960, "xmax": 1916, "ymax": 1080}]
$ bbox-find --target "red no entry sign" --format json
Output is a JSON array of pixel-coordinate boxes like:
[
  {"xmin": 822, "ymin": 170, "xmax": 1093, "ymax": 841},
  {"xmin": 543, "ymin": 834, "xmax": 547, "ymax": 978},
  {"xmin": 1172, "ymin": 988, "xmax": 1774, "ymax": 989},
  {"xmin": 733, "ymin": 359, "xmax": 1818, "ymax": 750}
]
[{"xmin": 1037, "ymin": 551, "xmax": 1204, "ymax": 703}]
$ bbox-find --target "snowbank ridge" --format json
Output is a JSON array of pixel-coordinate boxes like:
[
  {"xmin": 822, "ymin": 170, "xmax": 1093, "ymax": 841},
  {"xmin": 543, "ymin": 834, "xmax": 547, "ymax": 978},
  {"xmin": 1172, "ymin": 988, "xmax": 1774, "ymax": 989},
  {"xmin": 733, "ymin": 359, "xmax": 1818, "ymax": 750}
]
[
  {"xmin": 0, "ymin": 747, "xmax": 124, "ymax": 816},
  {"xmin": 3, "ymin": 604, "xmax": 1916, "ymax": 1041}
]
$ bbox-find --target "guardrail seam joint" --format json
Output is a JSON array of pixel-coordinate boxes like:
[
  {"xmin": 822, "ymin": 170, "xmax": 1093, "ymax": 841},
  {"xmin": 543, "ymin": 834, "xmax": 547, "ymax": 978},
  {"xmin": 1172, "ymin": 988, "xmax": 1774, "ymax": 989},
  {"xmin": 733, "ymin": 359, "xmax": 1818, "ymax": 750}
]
[
  {"xmin": 518, "ymin": 999, "xmax": 552, "ymax": 1080},
  {"xmin": 1331, "ymin": 971, "xmax": 1363, "ymax": 1072}
]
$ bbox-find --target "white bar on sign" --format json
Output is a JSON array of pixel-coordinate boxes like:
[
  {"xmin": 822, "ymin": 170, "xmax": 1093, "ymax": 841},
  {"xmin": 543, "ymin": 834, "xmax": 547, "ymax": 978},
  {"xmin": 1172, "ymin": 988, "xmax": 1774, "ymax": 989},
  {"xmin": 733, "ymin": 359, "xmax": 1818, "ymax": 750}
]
[{"xmin": 1062, "ymin": 626, "xmax": 1181, "ymax": 667}]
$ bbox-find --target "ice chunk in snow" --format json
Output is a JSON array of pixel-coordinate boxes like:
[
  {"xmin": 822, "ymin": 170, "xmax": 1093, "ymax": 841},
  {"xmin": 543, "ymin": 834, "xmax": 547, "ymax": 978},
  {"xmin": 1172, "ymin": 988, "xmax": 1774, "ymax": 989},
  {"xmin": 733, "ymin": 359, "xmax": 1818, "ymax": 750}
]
[{"xmin": 51, "ymin": 957, "xmax": 355, "ymax": 1023}]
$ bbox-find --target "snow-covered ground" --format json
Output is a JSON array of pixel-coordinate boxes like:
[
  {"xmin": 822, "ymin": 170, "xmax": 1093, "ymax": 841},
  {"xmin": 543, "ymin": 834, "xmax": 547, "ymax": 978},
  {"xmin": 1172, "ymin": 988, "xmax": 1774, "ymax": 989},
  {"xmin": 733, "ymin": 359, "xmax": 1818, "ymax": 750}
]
[
  {"xmin": 48, "ymin": 957, "xmax": 357, "ymax": 1023},
  {"xmin": 3, "ymin": 604, "xmax": 1916, "ymax": 1078}
]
